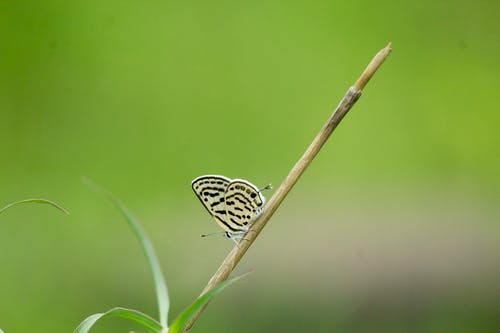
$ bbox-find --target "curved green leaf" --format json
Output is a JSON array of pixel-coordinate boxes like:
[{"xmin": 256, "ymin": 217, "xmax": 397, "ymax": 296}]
[
  {"xmin": 83, "ymin": 177, "xmax": 169, "ymax": 327},
  {"xmin": 169, "ymin": 271, "xmax": 252, "ymax": 333},
  {"xmin": 0, "ymin": 198, "xmax": 69, "ymax": 215},
  {"xmin": 74, "ymin": 307, "xmax": 162, "ymax": 333}
]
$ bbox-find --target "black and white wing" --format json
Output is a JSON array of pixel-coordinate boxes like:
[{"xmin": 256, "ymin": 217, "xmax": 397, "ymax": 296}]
[
  {"xmin": 224, "ymin": 179, "xmax": 266, "ymax": 233},
  {"xmin": 192, "ymin": 175, "xmax": 234, "ymax": 233}
]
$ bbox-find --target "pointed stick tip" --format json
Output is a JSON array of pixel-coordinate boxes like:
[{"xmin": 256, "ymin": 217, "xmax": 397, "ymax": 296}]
[{"xmin": 354, "ymin": 42, "xmax": 393, "ymax": 91}]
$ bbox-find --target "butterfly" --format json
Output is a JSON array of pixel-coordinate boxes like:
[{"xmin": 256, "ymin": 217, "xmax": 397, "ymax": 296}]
[{"xmin": 191, "ymin": 175, "xmax": 268, "ymax": 242}]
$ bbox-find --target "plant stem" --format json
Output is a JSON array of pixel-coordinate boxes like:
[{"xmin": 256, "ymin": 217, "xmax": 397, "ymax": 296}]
[{"xmin": 185, "ymin": 42, "xmax": 392, "ymax": 331}]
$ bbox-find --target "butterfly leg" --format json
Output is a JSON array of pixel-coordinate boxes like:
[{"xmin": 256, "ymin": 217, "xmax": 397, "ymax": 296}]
[
  {"xmin": 231, "ymin": 237, "xmax": 242, "ymax": 248},
  {"xmin": 228, "ymin": 231, "xmax": 251, "ymax": 246},
  {"xmin": 235, "ymin": 231, "xmax": 254, "ymax": 243}
]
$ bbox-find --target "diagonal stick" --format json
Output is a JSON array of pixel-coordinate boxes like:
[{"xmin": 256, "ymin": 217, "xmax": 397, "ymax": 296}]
[{"xmin": 185, "ymin": 43, "xmax": 392, "ymax": 331}]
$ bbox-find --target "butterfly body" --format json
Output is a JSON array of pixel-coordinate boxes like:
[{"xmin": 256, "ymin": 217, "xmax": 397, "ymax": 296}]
[{"xmin": 192, "ymin": 175, "xmax": 266, "ymax": 240}]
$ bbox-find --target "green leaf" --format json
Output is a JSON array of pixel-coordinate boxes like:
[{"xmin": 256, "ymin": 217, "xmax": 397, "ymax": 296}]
[
  {"xmin": 73, "ymin": 307, "xmax": 163, "ymax": 333},
  {"xmin": 83, "ymin": 177, "xmax": 169, "ymax": 327},
  {"xmin": 0, "ymin": 327, "xmax": 4, "ymax": 333},
  {"xmin": 168, "ymin": 271, "xmax": 252, "ymax": 333},
  {"xmin": 0, "ymin": 198, "xmax": 69, "ymax": 215}
]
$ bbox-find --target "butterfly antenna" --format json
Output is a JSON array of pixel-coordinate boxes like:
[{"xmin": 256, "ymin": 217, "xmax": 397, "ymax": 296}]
[
  {"xmin": 259, "ymin": 183, "xmax": 273, "ymax": 192},
  {"xmin": 201, "ymin": 231, "xmax": 227, "ymax": 238}
]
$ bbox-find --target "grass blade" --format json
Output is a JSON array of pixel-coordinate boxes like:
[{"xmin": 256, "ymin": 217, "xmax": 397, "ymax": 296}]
[
  {"xmin": 83, "ymin": 178, "xmax": 169, "ymax": 327},
  {"xmin": 0, "ymin": 198, "xmax": 69, "ymax": 215},
  {"xmin": 168, "ymin": 271, "xmax": 252, "ymax": 333},
  {"xmin": 1, "ymin": 199, "xmax": 68, "ymax": 333},
  {"xmin": 74, "ymin": 307, "xmax": 162, "ymax": 333}
]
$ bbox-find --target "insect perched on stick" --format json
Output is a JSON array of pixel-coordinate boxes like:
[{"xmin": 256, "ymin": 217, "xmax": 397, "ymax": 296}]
[{"xmin": 192, "ymin": 175, "xmax": 271, "ymax": 243}]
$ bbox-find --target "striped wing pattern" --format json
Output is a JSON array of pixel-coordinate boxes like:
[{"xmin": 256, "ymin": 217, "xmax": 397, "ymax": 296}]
[{"xmin": 192, "ymin": 175, "xmax": 265, "ymax": 237}]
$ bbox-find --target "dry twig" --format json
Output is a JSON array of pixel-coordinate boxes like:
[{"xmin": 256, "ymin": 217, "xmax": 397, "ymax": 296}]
[{"xmin": 185, "ymin": 42, "xmax": 392, "ymax": 331}]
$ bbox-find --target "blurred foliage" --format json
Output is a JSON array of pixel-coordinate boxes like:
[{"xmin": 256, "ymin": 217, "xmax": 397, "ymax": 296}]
[{"xmin": 0, "ymin": 0, "xmax": 498, "ymax": 332}]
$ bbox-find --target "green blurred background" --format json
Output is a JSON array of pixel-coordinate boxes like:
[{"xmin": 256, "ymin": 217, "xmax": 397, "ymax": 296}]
[{"xmin": 1, "ymin": 0, "xmax": 498, "ymax": 332}]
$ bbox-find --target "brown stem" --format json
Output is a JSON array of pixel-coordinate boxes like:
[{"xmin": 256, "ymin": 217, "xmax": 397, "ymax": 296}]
[{"xmin": 184, "ymin": 42, "xmax": 392, "ymax": 332}]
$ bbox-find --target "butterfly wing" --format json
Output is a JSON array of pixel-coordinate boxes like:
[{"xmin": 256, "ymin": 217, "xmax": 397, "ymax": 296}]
[
  {"xmin": 192, "ymin": 175, "xmax": 236, "ymax": 233},
  {"xmin": 224, "ymin": 179, "xmax": 266, "ymax": 233}
]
